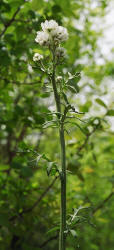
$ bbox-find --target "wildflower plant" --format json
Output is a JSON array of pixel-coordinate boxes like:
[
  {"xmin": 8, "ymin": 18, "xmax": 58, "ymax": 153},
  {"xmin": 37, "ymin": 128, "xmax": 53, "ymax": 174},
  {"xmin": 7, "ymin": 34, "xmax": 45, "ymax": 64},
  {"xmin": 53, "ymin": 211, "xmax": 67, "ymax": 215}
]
[{"xmin": 33, "ymin": 20, "xmax": 83, "ymax": 250}]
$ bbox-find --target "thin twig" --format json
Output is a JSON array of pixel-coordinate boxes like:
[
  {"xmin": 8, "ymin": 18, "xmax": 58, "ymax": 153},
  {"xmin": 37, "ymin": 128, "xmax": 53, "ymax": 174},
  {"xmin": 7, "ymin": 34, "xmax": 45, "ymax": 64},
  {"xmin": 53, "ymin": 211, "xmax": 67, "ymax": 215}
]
[
  {"xmin": 10, "ymin": 176, "xmax": 58, "ymax": 221},
  {"xmin": 93, "ymin": 191, "xmax": 114, "ymax": 214},
  {"xmin": 0, "ymin": 7, "xmax": 21, "ymax": 37},
  {"xmin": 0, "ymin": 0, "xmax": 27, "ymax": 37},
  {"xmin": 77, "ymin": 126, "xmax": 98, "ymax": 153},
  {"xmin": 39, "ymin": 234, "xmax": 59, "ymax": 248}
]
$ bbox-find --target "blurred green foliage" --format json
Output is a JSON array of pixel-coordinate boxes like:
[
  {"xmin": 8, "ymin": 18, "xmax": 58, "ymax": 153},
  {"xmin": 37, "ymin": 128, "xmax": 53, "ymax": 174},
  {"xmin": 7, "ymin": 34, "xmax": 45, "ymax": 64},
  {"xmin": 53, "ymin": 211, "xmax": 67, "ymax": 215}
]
[{"xmin": 0, "ymin": 0, "xmax": 114, "ymax": 249}]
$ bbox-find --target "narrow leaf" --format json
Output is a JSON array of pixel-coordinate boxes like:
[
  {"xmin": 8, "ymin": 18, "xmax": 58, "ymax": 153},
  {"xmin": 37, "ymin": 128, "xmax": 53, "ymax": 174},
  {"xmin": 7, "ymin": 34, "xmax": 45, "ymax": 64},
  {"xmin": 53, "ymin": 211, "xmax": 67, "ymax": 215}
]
[
  {"xmin": 95, "ymin": 98, "xmax": 107, "ymax": 108},
  {"xmin": 47, "ymin": 162, "xmax": 56, "ymax": 176},
  {"xmin": 46, "ymin": 226, "xmax": 59, "ymax": 234},
  {"xmin": 70, "ymin": 229, "xmax": 77, "ymax": 238}
]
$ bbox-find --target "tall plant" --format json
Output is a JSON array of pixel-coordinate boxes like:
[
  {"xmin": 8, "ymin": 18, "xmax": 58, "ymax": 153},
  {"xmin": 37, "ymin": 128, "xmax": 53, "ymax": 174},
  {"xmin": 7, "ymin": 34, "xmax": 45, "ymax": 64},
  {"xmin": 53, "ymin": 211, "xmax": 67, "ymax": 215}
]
[{"xmin": 33, "ymin": 20, "xmax": 83, "ymax": 250}]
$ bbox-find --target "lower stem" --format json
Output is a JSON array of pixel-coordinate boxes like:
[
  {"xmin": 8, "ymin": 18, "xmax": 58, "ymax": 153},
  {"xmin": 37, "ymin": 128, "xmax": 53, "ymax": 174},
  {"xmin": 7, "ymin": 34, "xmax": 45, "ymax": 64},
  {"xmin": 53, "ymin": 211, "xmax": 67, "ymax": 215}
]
[{"xmin": 59, "ymin": 125, "xmax": 66, "ymax": 250}]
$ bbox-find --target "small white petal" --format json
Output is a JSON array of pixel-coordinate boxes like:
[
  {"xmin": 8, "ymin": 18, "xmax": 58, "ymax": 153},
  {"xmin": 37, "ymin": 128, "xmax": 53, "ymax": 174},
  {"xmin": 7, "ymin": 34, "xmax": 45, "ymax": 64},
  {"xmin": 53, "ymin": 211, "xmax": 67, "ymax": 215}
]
[
  {"xmin": 35, "ymin": 31, "xmax": 49, "ymax": 46},
  {"xmin": 33, "ymin": 53, "xmax": 43, "ymax": 62},
  {"xmin": 56, "ymin": 76, "xmax": 62, "ymax": 81}
]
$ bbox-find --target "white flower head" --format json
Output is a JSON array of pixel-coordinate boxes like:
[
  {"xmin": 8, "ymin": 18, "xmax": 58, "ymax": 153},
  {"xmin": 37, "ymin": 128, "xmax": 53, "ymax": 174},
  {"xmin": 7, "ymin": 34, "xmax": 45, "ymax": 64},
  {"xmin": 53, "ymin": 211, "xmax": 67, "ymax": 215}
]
[
  {"xmin": 35, "ymin": 20, "xmax": 68, "ymax": 47},
  {"xmin": 41, "ymin": 20, "xmax": 58, "ymax": 32},
  {"xmin": 35, "ymin": 31, "xmax": 49, "ymax": 46},
  {"xmin": 33, "ymin": 53, "xmax": 43, "ymax": 62},
  {"xmin": 55, "ymin": 26, "xmax": 68, "ymax": 42}
]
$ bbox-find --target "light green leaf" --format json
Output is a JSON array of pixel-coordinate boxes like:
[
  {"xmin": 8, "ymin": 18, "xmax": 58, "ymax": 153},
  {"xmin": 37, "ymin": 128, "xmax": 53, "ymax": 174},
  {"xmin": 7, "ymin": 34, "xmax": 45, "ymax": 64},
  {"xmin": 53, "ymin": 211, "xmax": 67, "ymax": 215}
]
[
  {"xmin": 46, "ymin": 162, "xmax": 58, "ymax": 176},
  {"xmin": 47, "ymin": 162, "xmax": 54, "ymax": 176},
  {"xmin": 46, "ymin": 226, "xmax": 59, "ymax": 234},
  {"xmin": 95, "ymin": 98, "xmax": 107, "ymax": 108},
  {"xmin": 70, "ymin": 229, "xmax": 77, "ymax": 238}
]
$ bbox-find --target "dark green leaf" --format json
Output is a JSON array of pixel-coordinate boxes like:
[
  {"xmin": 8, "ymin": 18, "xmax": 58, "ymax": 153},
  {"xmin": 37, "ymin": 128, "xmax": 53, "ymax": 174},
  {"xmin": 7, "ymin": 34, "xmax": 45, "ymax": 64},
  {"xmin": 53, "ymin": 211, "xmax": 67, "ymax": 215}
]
[{"xmin": 106, "ymin": 109, "xmax": 114, "ymax": 116}]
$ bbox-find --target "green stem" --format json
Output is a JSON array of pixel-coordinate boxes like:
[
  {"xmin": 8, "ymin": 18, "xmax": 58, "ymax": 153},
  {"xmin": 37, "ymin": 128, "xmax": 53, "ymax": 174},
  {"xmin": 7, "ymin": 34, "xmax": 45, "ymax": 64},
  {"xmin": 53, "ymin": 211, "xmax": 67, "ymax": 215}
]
[
  {"xmin": 59, "ymin": 125, "xmax": 66, "ymax": 250},
  {"xmin": 51, "ymin": 50, "xmax": 66, "ymax": 250}
]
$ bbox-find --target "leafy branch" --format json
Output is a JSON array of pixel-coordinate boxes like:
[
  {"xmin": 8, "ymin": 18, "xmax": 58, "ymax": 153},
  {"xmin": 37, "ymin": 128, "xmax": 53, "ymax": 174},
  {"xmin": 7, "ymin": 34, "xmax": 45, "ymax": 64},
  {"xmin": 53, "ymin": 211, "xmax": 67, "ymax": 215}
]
[{"xmin": 0, "ymin": 8, "xmax": 20, "ymax": 37}]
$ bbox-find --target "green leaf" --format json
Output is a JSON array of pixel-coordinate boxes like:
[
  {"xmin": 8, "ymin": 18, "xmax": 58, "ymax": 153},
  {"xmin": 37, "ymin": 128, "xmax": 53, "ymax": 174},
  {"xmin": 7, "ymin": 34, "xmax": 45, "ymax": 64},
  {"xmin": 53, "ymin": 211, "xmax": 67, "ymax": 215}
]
[
  {"xmin": 42, "ymin": 120, "xmax": 58, "ymax": 129},
  {"xmin": 106, "ymin": 109, "xmax": 114, "ymax": 116},
  {"xmin": 95, "ymin": 98, "xmax": 107, "ymax": 108},
  {"xmin": 42, "ymin": 154, "xmax": 50, "ymax": 162},
  {"xmin": 62, "ymin": 92, "xmax": 69, "ymax": 104},
  {"xmin": 0, "ymin": 164, "xmax": 9, "ymax": 171},
  {"xmin": 21, "ymin": 166, "xmax": 33, "ymax": 177},
  {"xmin": 28, "ymin": 10, "xmax": 36, "ymax": 19},
  {"xmin": 67, "ymin": 85, "xmax": 78, "ymax": 93},
  {"xmin": 36, "ymin": 154, "xmax": 42, "ymax": 163},
  {"xmin": 70, "ymin": 229, "xmax": 77, "ymax": 238},
  {"xmin": 47, "ymin": 162, "xmax": 54, "ymax": 176},
  {"xmin": 67, "ymin": 121, "xmax": 86, "ymax": 135},
  {"xmin": 46, "ymin": 226, "xmax": 59, "ymax": 234},
  {"xmin": 46, "ymin": 162, "xmax": 58, "ymax": 176},
  {"xmin": 52, "ymin": 5, "xmax": 61, "ymax": 14},
  {"xmin": 79, "ymin": 101, "xmax": 92, "ymax": 112},
  {"xmin": 18, "ymin": 142, "xmax": 28, "ymax": 151}
]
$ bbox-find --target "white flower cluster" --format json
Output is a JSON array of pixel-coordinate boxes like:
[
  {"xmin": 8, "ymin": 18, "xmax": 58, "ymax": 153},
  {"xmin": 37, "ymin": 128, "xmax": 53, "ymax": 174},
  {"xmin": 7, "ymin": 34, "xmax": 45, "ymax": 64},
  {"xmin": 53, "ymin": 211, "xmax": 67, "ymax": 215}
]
[
  {"xmin": 33, "ymin": 52, "xmax": 43, "ymax": 62},
  {"xmin": 35, "ymin": 20, "xmax": 68, "ymax": 47}
]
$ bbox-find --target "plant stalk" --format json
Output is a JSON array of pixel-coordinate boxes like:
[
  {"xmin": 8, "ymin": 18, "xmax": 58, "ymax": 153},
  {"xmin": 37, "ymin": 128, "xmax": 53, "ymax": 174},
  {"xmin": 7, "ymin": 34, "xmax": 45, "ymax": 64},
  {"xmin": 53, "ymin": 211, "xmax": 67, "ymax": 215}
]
[{"xmin": 51, "ymin": 50, "xmax": 66, "ymax": 250}]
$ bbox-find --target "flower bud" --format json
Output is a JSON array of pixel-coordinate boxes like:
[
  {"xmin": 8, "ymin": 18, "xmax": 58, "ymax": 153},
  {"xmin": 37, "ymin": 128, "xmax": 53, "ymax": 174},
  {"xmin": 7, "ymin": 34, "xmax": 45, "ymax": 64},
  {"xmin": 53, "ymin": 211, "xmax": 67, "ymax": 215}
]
[{"xmin": 55, "ymin": 47, "xmax": 66, "ymax": 58}]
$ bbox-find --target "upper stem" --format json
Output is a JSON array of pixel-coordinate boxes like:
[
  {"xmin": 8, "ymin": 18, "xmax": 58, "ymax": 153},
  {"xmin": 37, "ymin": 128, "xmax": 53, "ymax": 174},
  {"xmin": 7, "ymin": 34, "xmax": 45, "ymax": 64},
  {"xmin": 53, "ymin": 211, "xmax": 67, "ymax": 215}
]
[{"xmin": 51, "ymin": 49, "xmax": 61, "ymax": 115}]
